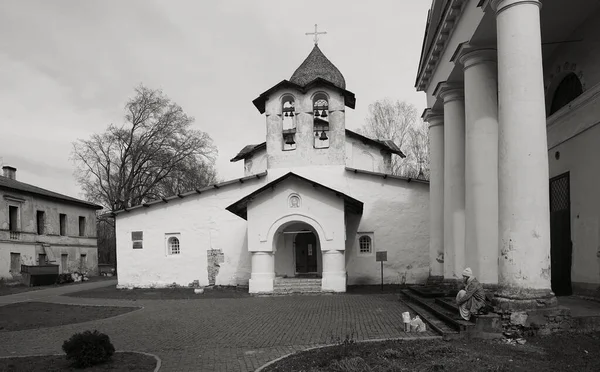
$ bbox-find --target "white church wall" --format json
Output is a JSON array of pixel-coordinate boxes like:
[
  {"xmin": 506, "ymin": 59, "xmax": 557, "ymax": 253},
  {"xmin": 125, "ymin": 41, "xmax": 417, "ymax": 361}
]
[
  {"xmin": 244, "ymin": 149, "xmax": 268, "ymax": 176},
  {"xmin": 265, "ymin": 87, "xmax": 346, "ymax": 170},
  {"xmin": 115, "ymin": 178, "xmax": 266, "ymax": 288},
  {"xmin": 267, "ymin": 166, "xmax": 430, "ymax": 285},
  {"xmin": 345, "ymin": 136, "xmax": 391, "ymax": 173}
]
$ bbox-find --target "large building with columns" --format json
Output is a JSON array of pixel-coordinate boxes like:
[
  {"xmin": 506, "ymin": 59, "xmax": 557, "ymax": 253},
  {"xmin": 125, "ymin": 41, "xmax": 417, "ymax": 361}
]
[
  {"xmin": 417, "ymin": 0, "xmax": 600, "ymax": 308},
  {"xmin": 114, "ymin": 44, "xmax": 430, "ymax": 293}
]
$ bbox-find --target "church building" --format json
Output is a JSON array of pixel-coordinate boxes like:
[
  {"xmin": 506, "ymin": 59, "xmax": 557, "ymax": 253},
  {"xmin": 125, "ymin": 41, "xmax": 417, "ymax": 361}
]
[
  {"xmin": 417, "ymin": 0, "xmax": 600, "ymax": 308},
  {"xmin": 114, "ymin": 40, "xmax": 430, "ymax": 293}
]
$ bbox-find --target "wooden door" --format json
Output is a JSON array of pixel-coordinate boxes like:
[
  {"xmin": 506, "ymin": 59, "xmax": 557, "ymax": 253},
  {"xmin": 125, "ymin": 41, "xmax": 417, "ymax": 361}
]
[
  {"xmin": 295, "ymin": 232, "xmax": 317, "ymax": 274},
  {"xmin": 550, "ymin": 172, "xmax": 572, "ymax": 296}
]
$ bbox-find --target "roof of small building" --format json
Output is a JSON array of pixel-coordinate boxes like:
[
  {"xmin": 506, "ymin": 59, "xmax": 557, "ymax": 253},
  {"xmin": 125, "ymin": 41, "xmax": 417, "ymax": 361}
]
[
  {"xmin": 226, "ymin": 172, "xmax": 363, "ymax": 220},
  {"xmin": 0, "ymin": 176, "xmax": 102, "ymax": 209},
  {"xmin": 230, "ymin": 129, "xmax": 405, "ymax": 163},
  {"xmin": 290, "ymin": 45, "xmax": 346, "ymax": 90}
]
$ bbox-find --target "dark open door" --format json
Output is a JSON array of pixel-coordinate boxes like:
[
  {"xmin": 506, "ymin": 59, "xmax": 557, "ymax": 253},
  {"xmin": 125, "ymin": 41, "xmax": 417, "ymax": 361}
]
[
  {"xmin": 550, "ymin": 172, "xmax": 572, "ymax": 296},
  {"xmin": 295, "ymin": 232, "xmax": 318, "ymax": 274}
]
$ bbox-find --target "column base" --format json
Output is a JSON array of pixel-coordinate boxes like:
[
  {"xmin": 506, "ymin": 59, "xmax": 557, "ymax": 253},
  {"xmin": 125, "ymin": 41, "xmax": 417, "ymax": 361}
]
[
  {"xmin": 249, "ymin": 273, "xmax": 274, "ymax": 294},
  {"xmin": 322, "ymin": 271, "xmax": 346, "ymax": 292},
  {"xmin": 493, "ymin": 286, "xmax": 557, "ymax": 311}
]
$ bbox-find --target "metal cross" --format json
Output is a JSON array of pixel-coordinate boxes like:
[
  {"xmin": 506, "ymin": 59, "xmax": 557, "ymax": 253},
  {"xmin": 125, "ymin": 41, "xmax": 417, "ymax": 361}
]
[{"xmin": 305, "ymin": 24, "xmax": 327, "ymax": 45}]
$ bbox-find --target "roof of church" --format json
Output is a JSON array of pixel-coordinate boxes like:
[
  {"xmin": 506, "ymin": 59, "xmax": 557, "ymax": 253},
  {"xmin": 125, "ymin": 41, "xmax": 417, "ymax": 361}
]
[
  {"xmin": 226, "ymin": 172, "xmax": 363, "ymax": 220},
  {"xmin": 290, "ymin": 45, "xmax": 346, "ymax": 90},
  {"xmin": 0, "ymin": 175, "xmax": 102, "ymax": 209},
  {"xmin": 229, "ymin": 129, "xmax": 405, "ymax": 162}
]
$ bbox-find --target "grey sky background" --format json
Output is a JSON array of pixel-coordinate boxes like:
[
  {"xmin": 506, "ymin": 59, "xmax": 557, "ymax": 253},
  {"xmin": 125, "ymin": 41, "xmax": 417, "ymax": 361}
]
[{"xmin": 0, "ymin": 0, "xmax": 430, "ymax": 200}]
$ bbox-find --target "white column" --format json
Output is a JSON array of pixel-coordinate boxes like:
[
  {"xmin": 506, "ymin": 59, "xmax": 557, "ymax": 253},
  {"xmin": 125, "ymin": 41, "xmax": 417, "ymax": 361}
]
[
  {"xmin": 437, "ymin": 85, "xmax": 466, "ymax": 281},
  {"xmin": 459, "ymin": 49, "xmax": 499, "ymax": 285},
  {"xmin": 423, "ymin": 110, "xmax": 444, "ymax": 279},
  {"xmin": 248, "ymin": 251, "xmax": 275, "ymax": 293},
  {"xmin": 491, "ymin": 0, "xmax": 555, "ymax": 308},
  {"xmin": 321, "ymin": 250, "xmax": 346, "ymax": 292}
]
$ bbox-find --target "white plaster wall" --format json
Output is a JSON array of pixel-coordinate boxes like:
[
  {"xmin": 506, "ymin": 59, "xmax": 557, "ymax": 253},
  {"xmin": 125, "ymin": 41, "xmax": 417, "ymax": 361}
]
[
  {"xmin": 244, "ymin": 149, "xmax": 268, "ymax": 176},
  {"xmin": 264, "ymin": 87, "xmax": 346, "ymax": 169},
  {"xmin": 345, "ymin": 137, "xmax": 392, "ymax": 174},
  {"xmin": 115, "ymin": 177, "xmax": 267, "ymax": 288}
]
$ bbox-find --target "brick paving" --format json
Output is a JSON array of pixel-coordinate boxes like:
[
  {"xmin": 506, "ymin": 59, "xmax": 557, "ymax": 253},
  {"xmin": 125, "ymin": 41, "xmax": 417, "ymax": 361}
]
[{"xmin": 0, "ymin": 283, "xmax": 440, "ymax": 372}]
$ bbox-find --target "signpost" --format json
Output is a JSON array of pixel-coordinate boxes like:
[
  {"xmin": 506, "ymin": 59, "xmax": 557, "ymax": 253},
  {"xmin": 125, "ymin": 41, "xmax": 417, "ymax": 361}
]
[{"xmin": 376, "ymin": 251, "xmax": 387, "ymax": 291}]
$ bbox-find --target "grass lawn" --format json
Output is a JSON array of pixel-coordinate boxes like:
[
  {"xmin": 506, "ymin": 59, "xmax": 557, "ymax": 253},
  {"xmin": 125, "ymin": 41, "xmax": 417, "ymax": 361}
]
[
  {"xmin": 0, "ymin": 276, "xmax": 115, "ymax": 297},
  {"xmin": 262, "ymin": 331, "xmax": 600, "ymax": 372},
  {"xmin": 0, "ymin": 351, "xmax": 156, "ymax": 371},
  {"xmin": 0, "ymin": 302, "xmax": 138, "ymax": 332},
  {"xmin": 66, "ymin": 285, "xmax": 252, "ymax": 300}
]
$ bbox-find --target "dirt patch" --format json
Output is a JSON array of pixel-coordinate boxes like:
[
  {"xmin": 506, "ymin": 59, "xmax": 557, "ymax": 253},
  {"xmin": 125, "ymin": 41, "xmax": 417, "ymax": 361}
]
[
  {"xmin": 0, "ymin": 351, "xmax": 156, "ymax": 371},
  {"xmin": 0, "ymin": 302, "xmax": 138, "ymax": 332},
  {"xmin": 66, "ymin": 285, "xmax": 251, "ymax": 300},
  {"xmin": 0, "ymin": 277, "xmax": 115, "ymax": 297},
  {"xmin": 262, "ymin": 331, "xmax": 600, "ymax": 371}
]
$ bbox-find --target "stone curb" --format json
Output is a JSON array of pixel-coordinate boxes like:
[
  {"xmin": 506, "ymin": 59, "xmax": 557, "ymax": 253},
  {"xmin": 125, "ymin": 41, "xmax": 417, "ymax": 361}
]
[
  {"xmin": 254, "ymin": 335, "xmax": 441, "ymax": 372},
  {"xmin": 0, "ymin": 350, "xmax": 161, "ymax": 371}
]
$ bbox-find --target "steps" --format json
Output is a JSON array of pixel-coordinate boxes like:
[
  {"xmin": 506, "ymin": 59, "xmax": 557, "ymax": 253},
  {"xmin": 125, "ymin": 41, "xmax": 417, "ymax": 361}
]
[{"xmin": 273, "ymin": 278, "xmax": 322, "ymax": 294}]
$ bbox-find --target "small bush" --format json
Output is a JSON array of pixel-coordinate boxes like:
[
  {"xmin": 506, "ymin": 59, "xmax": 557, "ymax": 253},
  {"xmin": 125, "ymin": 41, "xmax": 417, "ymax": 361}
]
[{"xmin": 62, "ymin": 330, "xmax": 115, "ymax": 368}]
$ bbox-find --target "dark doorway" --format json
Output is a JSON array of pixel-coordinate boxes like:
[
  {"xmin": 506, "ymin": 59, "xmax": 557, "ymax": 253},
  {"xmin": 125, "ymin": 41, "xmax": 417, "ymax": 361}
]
[
  {"xmin": 295, "ymin": 232, "xmax": 318, "ymax": 274},
  {"xmin": 550, "ymin": 172, "xmax": 572, "ymax": 296}
]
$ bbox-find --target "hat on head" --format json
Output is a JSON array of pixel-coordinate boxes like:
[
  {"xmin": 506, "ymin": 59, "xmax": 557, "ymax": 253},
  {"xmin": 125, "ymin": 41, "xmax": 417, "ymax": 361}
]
[{"xmin": 462, "ymin": 267, "xmax": 473, "ymax": 277}]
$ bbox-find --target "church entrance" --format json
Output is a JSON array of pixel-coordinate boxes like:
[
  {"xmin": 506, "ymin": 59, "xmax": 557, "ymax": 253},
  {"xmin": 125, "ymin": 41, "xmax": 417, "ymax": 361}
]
[
  {"xmin": 550, "ymin": 172, "xmax": 572, "ymax": 296},
  {"xmin": 295, "ymin": 231, "xmax": 318, "ymax": 274}
]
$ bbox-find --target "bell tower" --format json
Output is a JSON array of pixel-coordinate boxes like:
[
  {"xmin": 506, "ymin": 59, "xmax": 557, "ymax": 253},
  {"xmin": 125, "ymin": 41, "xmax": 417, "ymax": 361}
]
[{"xmin": 252, "ymin": 25, "xmax": 356, "ymax": 170}]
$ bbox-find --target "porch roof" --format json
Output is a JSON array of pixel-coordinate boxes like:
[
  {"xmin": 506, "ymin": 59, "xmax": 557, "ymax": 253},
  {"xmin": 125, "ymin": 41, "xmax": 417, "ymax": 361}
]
[{"xmin": 226, "ymin": 172, "xmax": 363, "ymax": 220}]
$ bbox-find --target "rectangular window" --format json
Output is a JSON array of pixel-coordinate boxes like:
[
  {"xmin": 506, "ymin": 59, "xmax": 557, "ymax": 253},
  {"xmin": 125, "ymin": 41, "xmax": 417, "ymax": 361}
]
[
  {"xmin": 38, "ymin": 254, "xmax": 47, "ymax": 265},
  {"xmin": 61, "ymin": 254, "xmax": 68, "ymax": 273},
  {"xmin": 78, "ymin": 216, "xmax": 86, "ymax": 237},
  {"xmin": 37, "ymin": 211, "xmax": 45, "ymax": 235},
  {"xmin": 9, "ymin": 206, "xmax": 18, "ymax": 231},
  {"xmin": 132, "ymin": 231, "xmax": 143, "ymax": 249},
  {"xmin": 80, "ymin": 254, "xmax": 87, "ymax": 269},
  {"xmin": 59, "ymin": 214, "xmax": 67, "ymax": 236},
  {"xmin": 10, "ymin": 253, "xmax": 21, "ymax": 273}
]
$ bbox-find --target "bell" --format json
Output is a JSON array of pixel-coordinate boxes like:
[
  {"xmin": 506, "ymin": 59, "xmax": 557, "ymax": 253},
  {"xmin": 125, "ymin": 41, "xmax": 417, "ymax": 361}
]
[
  {"xmin": 289, "ymin": 112, "xmax": 294, "ymax": 117},
  {"xmin": 319, "ymin": 131, "xmax": 328, "ymax": 141},
  {"xmin": 285, "ymin": 135, "xmax": 295, "ymax": 145},
  {"xmin": 321, "ymin": 110, "xmax": 328, "ymax": 118},
  {"xmin": 314, "ymin": 109, "xmax": 320, "ymax": 117}
]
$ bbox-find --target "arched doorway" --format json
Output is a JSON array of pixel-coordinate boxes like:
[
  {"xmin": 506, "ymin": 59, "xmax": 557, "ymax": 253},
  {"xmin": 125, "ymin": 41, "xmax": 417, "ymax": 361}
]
[{"xmin": 273, "ymin": 222, "xmax": 322, "ymax": 278}]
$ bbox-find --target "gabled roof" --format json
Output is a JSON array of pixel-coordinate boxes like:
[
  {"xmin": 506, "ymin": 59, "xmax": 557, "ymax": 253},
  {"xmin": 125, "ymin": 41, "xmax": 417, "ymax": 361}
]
[
  {"xmin": 290, "ymin": 45, "xmax": 346, "ymax": 90},
  {"xmin": 0, "ymin": 176, "xmax": 102, "ymax": 209},
  {"xmin": 252, "ymin": 78, "xmax": 356, "ymax": 114},
  {"xmin": 230, "ymin": 129, "xmax": 404, "ymax": 163},
  {"xmin": 226, "ymin": 172, "xmax": 363, "ymax": 220}
]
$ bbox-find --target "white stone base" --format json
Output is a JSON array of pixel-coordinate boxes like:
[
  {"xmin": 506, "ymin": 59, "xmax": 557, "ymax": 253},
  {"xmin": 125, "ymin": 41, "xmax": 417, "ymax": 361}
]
[
  {"xmin": 321, "ymin": 271, "xmax": 346, "ymax": 292},
  {"xmin": 249, "ymin": 273, "xmax": 274, "ymax": 293}
]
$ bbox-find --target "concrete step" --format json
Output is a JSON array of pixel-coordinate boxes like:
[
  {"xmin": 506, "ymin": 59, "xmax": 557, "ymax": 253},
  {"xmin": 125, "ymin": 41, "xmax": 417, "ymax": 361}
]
[
  {"xmin": 401, "ymin": 289, "xmax": 475, "ymax": 332},
  {"xmin": 402, "ymin": 297, "xmax": 460, "ymax": 340},
  {"xmin": 409, "ymin": 285, "xmax": 450, "ymax": 298}
]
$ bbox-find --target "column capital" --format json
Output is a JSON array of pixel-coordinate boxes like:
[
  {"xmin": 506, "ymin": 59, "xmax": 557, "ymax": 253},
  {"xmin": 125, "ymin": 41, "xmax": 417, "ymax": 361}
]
[
  {"xmin": 457, "ymin": 48, "xmax": 497, "ymax": 71},
  {"xmin": 422, "ymin": 108, "xmax": 444, "ymax": 127},
  {"xmin": 434, "ymin": 82, "xmax": 464, "ymax": 104},
  {"xmin": 490, "ymin": 0, "xmax": 541, "ymax": 14}
]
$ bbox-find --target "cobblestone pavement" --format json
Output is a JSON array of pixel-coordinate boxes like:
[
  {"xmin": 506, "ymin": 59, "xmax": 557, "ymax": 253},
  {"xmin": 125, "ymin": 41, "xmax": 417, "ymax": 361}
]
[{"xmin": 0, "ymin": 284, "xmax": 440, "ymax": 372}]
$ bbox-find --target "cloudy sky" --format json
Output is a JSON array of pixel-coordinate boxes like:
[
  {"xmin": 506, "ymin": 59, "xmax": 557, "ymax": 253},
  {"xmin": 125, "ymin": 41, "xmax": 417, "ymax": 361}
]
[{"xmin": 0, "ymin": 0, "xmax": 430, "ymax": 200}]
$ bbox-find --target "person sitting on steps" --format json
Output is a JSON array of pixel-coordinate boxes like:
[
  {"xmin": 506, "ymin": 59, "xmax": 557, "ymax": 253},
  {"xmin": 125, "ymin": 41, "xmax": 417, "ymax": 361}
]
[{"xmin": 455, "ymin": 267, "xmax": 487, "ymax": 321}]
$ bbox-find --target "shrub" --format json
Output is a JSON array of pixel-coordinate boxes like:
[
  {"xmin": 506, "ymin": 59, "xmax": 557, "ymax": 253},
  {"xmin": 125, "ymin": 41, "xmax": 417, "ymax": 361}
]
[{"xmin": 62, "ymin": 330, "xmax": 115, "ymax": 368}]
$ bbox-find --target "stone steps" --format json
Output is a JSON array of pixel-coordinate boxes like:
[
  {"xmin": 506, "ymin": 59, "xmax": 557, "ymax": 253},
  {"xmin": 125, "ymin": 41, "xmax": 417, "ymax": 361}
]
[
  {"xmin": 401, "ymin": 289, "xmax": 476, "ymax": 333},
  {"xmin": 273, "ymin": 278, "xmax": 322, "ymax": 294}
]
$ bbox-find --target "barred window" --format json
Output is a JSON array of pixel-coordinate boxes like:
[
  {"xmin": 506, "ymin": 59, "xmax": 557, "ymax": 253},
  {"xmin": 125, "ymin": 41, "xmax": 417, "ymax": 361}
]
[
  {"xmin": 168, "ymin": 237, "xmax": 180, "ymax": 255},
  {"xmin": 359, "ymin": 235, "xmax": 372, "ymax": 254}
]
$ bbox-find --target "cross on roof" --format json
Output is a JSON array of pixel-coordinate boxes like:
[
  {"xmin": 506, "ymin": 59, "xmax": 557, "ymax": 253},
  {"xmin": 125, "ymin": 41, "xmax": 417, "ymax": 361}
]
[{"xmin": 305, "ymin": 24, "xmax": 327, "ymax": 45}]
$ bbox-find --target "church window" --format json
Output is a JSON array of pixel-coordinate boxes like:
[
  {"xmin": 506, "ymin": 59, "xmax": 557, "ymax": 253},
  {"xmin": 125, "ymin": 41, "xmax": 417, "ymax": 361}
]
[
  {"xmin": 313, "ymin": 93, "xmax": 330, "ymax": 149},
  {"xmin": 549, "ymin": 72, "xmax": 583, "ymax": 116},
  {"xmin": 166, "ymin": 233, "xmax": 181, "ymax": 255},
  {"xmin": 357, "ymin": 233, "xmax": 374, "ymax": 256},
  {"xmin": 282, "ymin": 95, "xmax": 297, "ymax": 151},
  {"xmin": 132, "ymin": 231, "xmax": 143, "ymax": 249}
]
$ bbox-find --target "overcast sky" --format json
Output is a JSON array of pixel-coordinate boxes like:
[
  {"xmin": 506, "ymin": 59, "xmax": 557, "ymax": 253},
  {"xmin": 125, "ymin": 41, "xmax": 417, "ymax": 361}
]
[{"xmin": 0, "ymin": 0, "xmax": 430, "ymax": 200}]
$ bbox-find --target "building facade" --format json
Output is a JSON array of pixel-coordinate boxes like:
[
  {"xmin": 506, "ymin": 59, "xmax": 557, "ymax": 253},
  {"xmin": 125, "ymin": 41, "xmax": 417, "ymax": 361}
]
[
  {"xmin": 0, "ymin": 166, "xmax": 102, "ymax": 279},
  {"xmin": 417, "ymin": 0, "xmax": 600, "ymax": 309}
]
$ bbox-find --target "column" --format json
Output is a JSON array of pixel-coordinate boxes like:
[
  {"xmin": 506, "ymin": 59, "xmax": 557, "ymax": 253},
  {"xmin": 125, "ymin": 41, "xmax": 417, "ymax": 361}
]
[
  {"xmin": 437, "ymin": 84, "xmax": 466, "ymax": 281},
  {"xmin": 459, "ymin": 49, "xmax": 499, "ymax": 285},
  {"xmin": 491, "ymin": 0, "xmax": 556, "ymax": 309},
  {"xmin": 248, "ymin": 251, "xmax": 275, "ymax": 293},
  {"xmin": 321, "ymin": 250, "xmax": 346, "ymax": 292},
  {"xmin": 423, "ymin": 110, "xmax": 444, "ymax": 280}
]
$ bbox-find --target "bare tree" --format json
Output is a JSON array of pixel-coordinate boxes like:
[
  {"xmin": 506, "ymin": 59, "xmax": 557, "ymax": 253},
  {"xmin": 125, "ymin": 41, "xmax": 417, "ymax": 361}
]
[
  {"xmin": 72, "ymin": 84, "xmax": 218, "ymax": 211},
  {"xmin": 358, "ymin": 99, "xmax": 430, "ymax": 179}
]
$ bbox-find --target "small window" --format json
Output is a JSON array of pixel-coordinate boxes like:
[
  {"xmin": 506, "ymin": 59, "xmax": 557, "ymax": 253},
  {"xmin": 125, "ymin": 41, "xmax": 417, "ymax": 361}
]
[
  {"xmin": 132, "ymin": 231, "xmax": 143, "ymax": 249},
  {"xmin": 357, "ymin": 233, "xmax": 374, "ymax": 256},
  {"xmin": 168, "ymin": 236, "xmax": 180, "ymax": 255},
  {"xmin": 80, "ymin": 254, "xmax": 87, "ymax": 269},
  {"xmin": 9, "ymin": 206, "xmax": 19, "ymax": 231},
  {"xmin": 59, "ymin": 213, "xmax": 67, "ymax": 236},
  {"xmin": 78, "ymin": 216, "xmax": 86, "ymax": 237},
  {"xmin": 313, "ymin": 93, "xmax": 330, "ymax": 149},
  {"xmin": 36, "ymin": 211, "xmax": 45, "ymax": 235}
]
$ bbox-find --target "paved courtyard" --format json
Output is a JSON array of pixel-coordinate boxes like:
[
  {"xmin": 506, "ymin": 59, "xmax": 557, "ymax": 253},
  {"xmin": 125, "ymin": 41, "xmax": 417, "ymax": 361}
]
[{"xmin": 0, "ymin": 281, "xmax": 439, "ymax": 372}]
